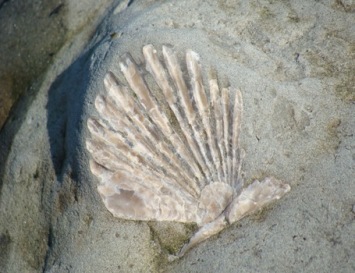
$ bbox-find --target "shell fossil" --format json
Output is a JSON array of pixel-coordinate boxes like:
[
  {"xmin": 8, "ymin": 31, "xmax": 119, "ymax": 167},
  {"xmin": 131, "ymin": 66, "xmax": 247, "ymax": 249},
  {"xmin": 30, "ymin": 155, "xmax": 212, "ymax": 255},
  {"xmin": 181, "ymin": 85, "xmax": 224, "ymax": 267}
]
[{"xmin": 86, "ymin": 44, "xmax": 291, "ymax": 258}]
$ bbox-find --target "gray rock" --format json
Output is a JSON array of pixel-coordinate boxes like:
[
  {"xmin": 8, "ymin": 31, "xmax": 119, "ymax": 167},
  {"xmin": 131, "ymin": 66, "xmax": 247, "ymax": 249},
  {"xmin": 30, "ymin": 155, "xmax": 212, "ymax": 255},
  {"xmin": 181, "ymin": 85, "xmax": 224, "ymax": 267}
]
[{"xmin": 0, "ymin": 0, "xmax": 354, "ymax": 272}]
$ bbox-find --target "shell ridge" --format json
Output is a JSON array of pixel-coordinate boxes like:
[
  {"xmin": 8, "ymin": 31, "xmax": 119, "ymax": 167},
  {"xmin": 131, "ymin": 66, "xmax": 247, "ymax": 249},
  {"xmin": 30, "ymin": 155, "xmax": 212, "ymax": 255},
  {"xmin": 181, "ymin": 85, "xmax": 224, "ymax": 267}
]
[
  {"xmin": 186, "ymin": 50, "xmax": 222, "ymax": 184},
  {"xmin": 231, "ymin": 89, "xmax": 243, "ymax": 188},
  {"xmin": 94, "ymin": 82, "xmax": 200, "ymax": 198},
  {"xmin": 140, "ymin": 48, "xmax": 204, "ymax": 192},
  {"xmin": 143, "ymin": 45, "xmax": 208, "ymax": 186},
  {"xmin": 87, "ymin": 119, "xmax": 139, "ymax": 172},
  {"xmin": 162, "ymin": 45, "xmax": 212, "ymax": 188},
  {"xmin": 91, "ymin": 98, "xmax": 173, "ymax": 180},
  {"xmin": 162, "ymin": 46, "xmax": 215, "ymax": 185},
  {"xmin": 117, "ymin": 59, "xmax": 203, "ymax": 195},
  {"xmin": 120, "ymin": 55, "xmax": 204, "ymax": 195},
  {"xmin": 221, "ymin": 88, "xmax": 232, "ymax": 184},
  {"xmin": 104, "ymin": 73, "xmax": 200, "ymax": 194},
  {"xmin": 209, "ymin": 75, "xmax": 228, "ymax": 183},
  {"xmin": 86, "ymin": 45, "xmax": 291, "ymax": 258},
  {"xmin": 184, "ymin": 51, "xmax": 218, "ymax": 184},
  {"xmin": 87, "ymin": 121, "xmax": 174, "ymax": 190}
]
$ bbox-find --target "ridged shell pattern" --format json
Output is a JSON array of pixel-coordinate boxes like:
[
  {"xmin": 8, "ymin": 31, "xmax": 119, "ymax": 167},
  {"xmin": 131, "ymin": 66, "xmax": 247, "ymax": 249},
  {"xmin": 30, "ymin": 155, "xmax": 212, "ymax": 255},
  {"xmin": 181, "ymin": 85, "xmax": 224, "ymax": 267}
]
[{"xmin": 86, "ymin": 44, "xmax": 290, "ymax": 257}]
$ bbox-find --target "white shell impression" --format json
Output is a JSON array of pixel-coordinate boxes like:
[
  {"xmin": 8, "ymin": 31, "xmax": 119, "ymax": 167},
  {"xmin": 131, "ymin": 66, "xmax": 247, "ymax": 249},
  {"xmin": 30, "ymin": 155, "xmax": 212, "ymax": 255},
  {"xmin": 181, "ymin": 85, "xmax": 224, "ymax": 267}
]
[{"xmin": 86, "ymin": 44, "xmax": 291, "ymax": 257}]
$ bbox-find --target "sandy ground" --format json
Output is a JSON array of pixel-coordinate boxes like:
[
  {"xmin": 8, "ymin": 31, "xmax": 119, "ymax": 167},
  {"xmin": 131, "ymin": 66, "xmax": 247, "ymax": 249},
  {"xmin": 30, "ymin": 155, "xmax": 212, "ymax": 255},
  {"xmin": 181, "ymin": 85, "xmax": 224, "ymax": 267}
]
[{"xmin": 0, "ymin": 0, "xmax": 354, "ymax": 272}]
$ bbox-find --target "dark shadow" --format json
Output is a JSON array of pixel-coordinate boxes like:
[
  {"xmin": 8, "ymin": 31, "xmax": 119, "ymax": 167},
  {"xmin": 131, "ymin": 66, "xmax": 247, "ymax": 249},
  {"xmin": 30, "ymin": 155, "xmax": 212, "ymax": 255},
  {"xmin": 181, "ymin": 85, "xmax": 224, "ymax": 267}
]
[
  {"xmin": 43, "ymin": 37, "xmax": 114, "ymax": 270},
  {"xmin": 0, "ymin": 40, "xmax": 96, "ymax": 273},
  {"xmin": 46, "ymin": 49, "xmax": 92, "ymax": 183}
]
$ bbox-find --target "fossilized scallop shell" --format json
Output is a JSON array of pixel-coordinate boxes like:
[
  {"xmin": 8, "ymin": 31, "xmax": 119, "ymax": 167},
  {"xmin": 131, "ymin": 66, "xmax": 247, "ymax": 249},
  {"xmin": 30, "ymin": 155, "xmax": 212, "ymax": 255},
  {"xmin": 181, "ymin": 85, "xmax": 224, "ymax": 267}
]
[{"xmin": 86, "ymin": 44, "xmax": 290, "ymax": 257}]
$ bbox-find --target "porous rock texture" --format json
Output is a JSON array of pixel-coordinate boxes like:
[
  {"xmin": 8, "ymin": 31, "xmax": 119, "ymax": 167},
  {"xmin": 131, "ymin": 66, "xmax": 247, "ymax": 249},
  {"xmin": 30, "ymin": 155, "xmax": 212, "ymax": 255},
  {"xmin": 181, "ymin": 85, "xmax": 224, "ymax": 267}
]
[{"xmin": 0, "ymin": 0, "xmax": 354, "ymax": 272}]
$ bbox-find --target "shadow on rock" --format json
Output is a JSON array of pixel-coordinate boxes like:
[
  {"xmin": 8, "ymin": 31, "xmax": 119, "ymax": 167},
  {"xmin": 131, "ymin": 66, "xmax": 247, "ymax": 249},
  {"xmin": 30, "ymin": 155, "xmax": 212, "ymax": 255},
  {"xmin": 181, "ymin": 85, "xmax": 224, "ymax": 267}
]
[{"xmin": 46, "ymin": 51, "xmax": 92, "ymax": 182}]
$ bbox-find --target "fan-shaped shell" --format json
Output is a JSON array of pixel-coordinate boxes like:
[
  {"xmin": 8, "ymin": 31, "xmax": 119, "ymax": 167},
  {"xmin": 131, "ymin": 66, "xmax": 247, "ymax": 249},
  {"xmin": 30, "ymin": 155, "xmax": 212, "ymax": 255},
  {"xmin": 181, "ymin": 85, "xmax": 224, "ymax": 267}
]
[{"xmin": 86, "ymin": 44, "xmax": 290, "ymax": 257}]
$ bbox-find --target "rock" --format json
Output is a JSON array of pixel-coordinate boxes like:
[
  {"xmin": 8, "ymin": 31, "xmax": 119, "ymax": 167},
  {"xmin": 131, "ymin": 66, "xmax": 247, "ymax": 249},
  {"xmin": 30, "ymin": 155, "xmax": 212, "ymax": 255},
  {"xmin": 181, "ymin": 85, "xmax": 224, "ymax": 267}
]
[{"xmin": 0, "ymin": 0, "xmax": 354, "ymax": 272}]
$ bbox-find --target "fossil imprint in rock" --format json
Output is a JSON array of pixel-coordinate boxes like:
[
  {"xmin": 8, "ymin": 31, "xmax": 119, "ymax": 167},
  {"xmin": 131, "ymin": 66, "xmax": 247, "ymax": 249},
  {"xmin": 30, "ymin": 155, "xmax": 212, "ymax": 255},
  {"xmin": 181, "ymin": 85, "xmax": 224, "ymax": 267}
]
[{"xmin": 86, "ymin": 44, "xmax": 291, "ymax": 258}]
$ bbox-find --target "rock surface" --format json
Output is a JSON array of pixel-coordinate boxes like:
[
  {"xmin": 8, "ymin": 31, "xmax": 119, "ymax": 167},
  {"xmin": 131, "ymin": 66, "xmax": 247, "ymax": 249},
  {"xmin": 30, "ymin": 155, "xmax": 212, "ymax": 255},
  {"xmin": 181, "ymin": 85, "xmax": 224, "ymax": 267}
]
[{"xmin": 0, "ymin": 0, "xmax": 354, "ymax": 272}]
